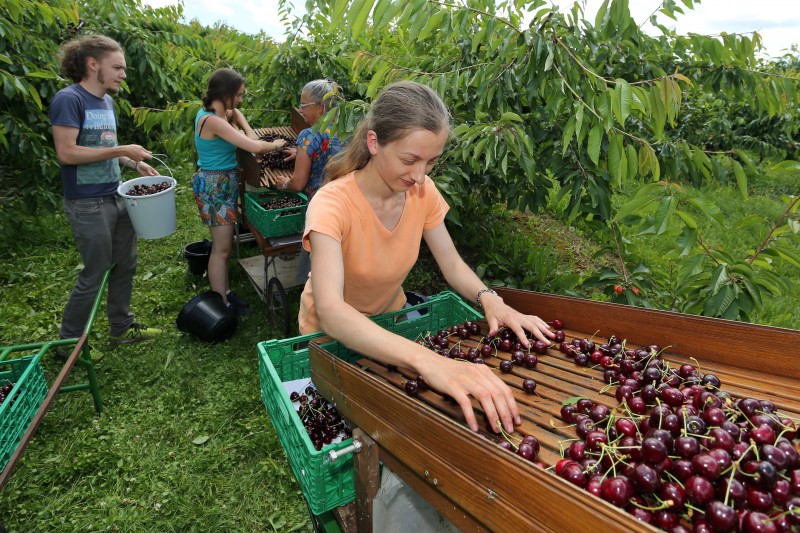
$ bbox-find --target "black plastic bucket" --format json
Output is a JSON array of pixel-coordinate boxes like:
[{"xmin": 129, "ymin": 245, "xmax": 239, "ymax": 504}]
[
  {"xmin": 176, "ymin": 291, "xmax": 237, "ymax": 342},
  {"xmin": 183, "ymin": 240, "xmax": 212, "ymax": 275}
]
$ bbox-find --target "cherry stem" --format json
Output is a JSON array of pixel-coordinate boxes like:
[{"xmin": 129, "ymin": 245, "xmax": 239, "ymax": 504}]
[
  {"xmin": 496, "ymin": 420, "xmax": 520, "ymax": 451},
  {"xmin": 629, "ymin": 498, "xmax": 674, "ymax": 511},
  {"xmin": 723, "ymin": 461, "xmax": 736, "ymax": 507}
]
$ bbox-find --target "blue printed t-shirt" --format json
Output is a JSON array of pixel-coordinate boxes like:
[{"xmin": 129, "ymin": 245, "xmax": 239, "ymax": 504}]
[
  {"xmin": 49, "ymin": 84, "xmax": 121, "ymax": 199},
  {"xmin": 296, "ymin": 127, "xmax": 342, "ymax": 198}
]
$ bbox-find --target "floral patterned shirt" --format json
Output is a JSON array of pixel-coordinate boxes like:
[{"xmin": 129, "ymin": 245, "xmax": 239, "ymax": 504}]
[{"xmin": 296, "ymin": 127, "xmax": 343, "ymax": 198}]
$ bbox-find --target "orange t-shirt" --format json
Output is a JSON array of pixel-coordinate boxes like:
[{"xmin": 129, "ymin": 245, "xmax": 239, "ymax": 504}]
[{"xmin": 298, "ymin": 172, "xmax": 449, "ymax": 334}]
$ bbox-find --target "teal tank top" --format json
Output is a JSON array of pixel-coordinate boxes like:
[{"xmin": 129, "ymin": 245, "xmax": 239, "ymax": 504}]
[{"xmin": 194, "ymin": 109, "xmax": 238, "ymax": 170}]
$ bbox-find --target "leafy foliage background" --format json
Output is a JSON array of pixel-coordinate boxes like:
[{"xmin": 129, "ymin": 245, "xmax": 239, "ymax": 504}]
[{"xmin": 1, "ymin": 0, "xmax": 799, "ymax": 323}]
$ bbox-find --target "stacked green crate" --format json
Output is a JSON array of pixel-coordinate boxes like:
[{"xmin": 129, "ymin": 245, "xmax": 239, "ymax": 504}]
[{"xmin": 258, "ymin": 291, "xmax": 481, "ymax": 515}]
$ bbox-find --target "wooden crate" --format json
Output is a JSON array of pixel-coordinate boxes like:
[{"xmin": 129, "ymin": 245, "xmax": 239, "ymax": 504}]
[{"xmin": 308, "ymin": 288, "xmax": 800, "ymax": 532}]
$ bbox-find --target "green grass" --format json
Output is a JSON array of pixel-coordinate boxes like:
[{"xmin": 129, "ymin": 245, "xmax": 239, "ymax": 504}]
[{"xmin": 0, "ymin": 163, "xmax": 312, "ymax": 531}]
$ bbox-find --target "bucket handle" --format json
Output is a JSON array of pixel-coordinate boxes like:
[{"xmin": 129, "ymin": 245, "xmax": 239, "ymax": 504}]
[
  {"xmin": 149, "ymin": 154, "xmax": 174, "ymax": 179},
  {"xmin": 123, "ymin": 153, "xmax": 174, "ymax": 180}
]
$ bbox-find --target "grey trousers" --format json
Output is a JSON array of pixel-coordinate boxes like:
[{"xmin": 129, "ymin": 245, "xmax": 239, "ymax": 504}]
[{"xmin": 60, "ymin": 195, "xmax": 137, "ymax": 338}]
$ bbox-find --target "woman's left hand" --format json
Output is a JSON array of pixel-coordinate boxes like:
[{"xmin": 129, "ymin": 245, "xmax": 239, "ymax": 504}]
[{"xmin": 481, "ymin": 292, "xmax": 554, "ymax": 347}]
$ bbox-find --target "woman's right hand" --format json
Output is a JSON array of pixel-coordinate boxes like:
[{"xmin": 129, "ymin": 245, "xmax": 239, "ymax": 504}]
[
  {"xmin": 414, "ymin": 352, "xmax": 520, "ymax": 434},
  {"xmin": 257, "ymin": 138, "xmax": 287, "ymax": 154}
]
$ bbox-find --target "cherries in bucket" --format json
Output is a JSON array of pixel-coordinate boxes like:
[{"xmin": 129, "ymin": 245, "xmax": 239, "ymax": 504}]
[{"xmin": 125, "ymin": 181, "xmax": 172, "ymax": 197}]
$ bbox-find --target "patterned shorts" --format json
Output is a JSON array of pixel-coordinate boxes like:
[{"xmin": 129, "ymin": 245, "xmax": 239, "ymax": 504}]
[{"xmin": 192, "ymin": 168, "xmax": 240, "ymax": 227}]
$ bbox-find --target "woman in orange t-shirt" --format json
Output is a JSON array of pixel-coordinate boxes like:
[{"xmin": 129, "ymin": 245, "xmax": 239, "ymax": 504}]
[{"xmin": 299, "ymin": 81, "xmax": 554, "ymax": 434}]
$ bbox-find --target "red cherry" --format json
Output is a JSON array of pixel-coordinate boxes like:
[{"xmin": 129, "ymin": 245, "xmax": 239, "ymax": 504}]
[
  {"xmin": 704, "ymin": 500, "xmax": 736, "ymax": 532},
  {"xmin": 685, "ymin": 475, "xmax": 715, "ymax": 506},
  {"xmin": 600, "ymin": 476, "xmax": 634, "ymax": 507},
  {"xmin": 740, "ymin": 510, "xmax": 778, "ymax": 533}
]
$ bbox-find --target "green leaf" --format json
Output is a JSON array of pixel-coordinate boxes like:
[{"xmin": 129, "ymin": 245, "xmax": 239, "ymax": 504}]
[
  {"xmin": 687, "ymin": 197, "xmax": 722, "ymax": 222},
  {"xmin": 742, "ymin": 276, "xmax": 763, "ymax": 308},
  {"xmin": 349, "ymin": 0, "xmax": 375, "ymax": 37},
  {"xmin": 674, "ymin": 209, "xmax": 697, "ymax": 229},
  {"xmin": 544, "ymin": 48, "xmax": 554, "ymax": 72},
  {"xmin": 770, "ymin": 160, "xmax": 800, "ymax": 173},
  {"xmin": 652, "ymin": 195, "xmax": 676, "ymax": 235},
  {"xmin": 608, "ymin": 134, "xmax": 624, "ymax": 186},
  {"xmin": 561, "ymin": 115, "xmax": 575, "ymax": 156},
  {"xmin": 372, "ymin": 0, "xmax": 392, "ymax": 28},
  {"xmin": 626, "ymin": 144, "xmax": 638, "ymax": 180},
  {"xmin": 330, "ymin": 0, "xmax": 351, "ymax": 31},
  {"xmin": 676, "ymin": 227, "xmax": 698, "ymax": 256},
  {"xmin": 614, "ymin": 79, "xmax": 631, "ymax": 126},
  {"xmin": 772, "ymin": 244, "xmax": 800, "ymax": 269},
  {"xmin": 192, "ymin": 435, "xmax": 210, "ymax": 445},
  {"xmin": 710, "ymin": 265, "xmax": 729, "ymax": 294},
  {"xmin": 677, "ymin": 253, "xmax": 705, "ymax": 286},
  {"xmin": 732, "ymin": 160, "xmax": 748, "ymax": 199},
  {"xmin": 562, "ymin": 396, "xmax": 584, "ymax": 406},
  {"xmin": 500, "ymin": 112, "xmax": 523, "ymax": 123},
  {"xmin": 27, "ymin": 84, "xmax": 42, "ymax": 111},
  {"xmin": 26, "ymin": 69, "xmax": 59, "ymax": 80},
  {"xmin": 418, "ymin": 9, "xmax": 446, "ymax": 41},
  {"xmin": 613, "ymin": 193, "xmax": 658, "ymax": 222},
  {"xmin": 703, "ymin": 284, "xmax": 735, "ymax": 317},
  {"xmin": 587, "ymin": 124, "xmax": 602, "ymax": 165},
  {"xmin": 737, "ymin": 214, "xmax": 765, "ymax": 229}
]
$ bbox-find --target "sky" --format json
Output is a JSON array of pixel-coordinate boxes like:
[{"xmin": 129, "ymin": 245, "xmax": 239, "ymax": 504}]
[{"xmin": 144, "ymin": 0, "xmax": 800, "ymax": 57}]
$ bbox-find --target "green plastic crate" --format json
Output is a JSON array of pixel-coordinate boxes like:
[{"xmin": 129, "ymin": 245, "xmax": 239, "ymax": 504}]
[
  {"xmin": 0, "ymin": 355, "xmax": 48, "ymax": 470},
  {"xmin": 245, "ymin": 190, "xmax": 308, "ymax": 238},
  {"xmin": 257, "ymin": 291, "xmax": 481, "ymax": 515}
]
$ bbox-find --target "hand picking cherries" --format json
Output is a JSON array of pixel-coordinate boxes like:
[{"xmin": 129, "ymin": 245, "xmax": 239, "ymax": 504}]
[
  {"xmin": 289, "ymin": 383, "xmax": 352, "ymax": 451},
  {"xmin": 409, "ymin": 322, "xmax": 544, "ymax": 399},
  {"xmin": 548, "ymin": 320, "xmax": 800, "ymax": 532},
  {"xmin": 257, "ymin": 133, "xmax": 295, "ymax": 170},
  {"xmin": 125, "ymin": 181, "xmax": 171, "ymax": 196}
]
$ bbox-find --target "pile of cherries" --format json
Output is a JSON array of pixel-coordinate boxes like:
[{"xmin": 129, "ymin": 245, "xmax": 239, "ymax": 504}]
[
  {"xmin": 406, "ymin": 317, "xmax": 800, "ymax": 530},
  {"xmin": 257, "ymin": 133, "xmax": 295, "ymax": 170},
  {"xmin": 552, "ymin": 327, "xmax": 800, "ymax": 532},
  {"xmin": 0, "ymin": 381, "xmax": 17, "ymax": 406},
  {"xmin": 290, "ymin": 383, "xmax": 352, "ymax": 451},
  {"xmin": 125, "ymin": 181, "xmax": 171, "ymax": 197},
  {"xmin": 256, "ymin": 194, "xmax": 304, "ymax": 213}
]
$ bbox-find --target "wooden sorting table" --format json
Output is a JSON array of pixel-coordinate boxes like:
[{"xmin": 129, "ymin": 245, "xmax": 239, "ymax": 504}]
[{"xmin": 309, "ymin": 288, "xmax": 800, "ymax": 532}]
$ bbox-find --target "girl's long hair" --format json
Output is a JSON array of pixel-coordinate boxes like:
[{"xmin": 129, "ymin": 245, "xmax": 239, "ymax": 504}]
[
  {"xmin": 202, "ymin": 68, "xmax": 245, "ymax": 111},
  {"xmin": 324, "ymin": 81, "xmax": 450, "ymax": 183}
]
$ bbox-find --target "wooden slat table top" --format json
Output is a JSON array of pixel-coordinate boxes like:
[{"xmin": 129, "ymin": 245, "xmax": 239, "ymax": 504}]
[
  {"xmin": 309, "ymin": 289, "xmax": 800, "ymax": 532},
  {"xmin": 237, "ymin": 126, "xmax": 298, "ymax": 188}
]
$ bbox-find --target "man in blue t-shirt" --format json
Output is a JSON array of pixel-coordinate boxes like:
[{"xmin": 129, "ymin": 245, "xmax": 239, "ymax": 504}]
[{"xmin": 49, "ymin": 35, "xmax": 161, "ymax": 353}]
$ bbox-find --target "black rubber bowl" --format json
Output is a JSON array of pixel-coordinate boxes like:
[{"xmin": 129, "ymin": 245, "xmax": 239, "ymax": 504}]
[
  {"xmin": 183, "ymin": 240, "xmax": 212, "ymax": 275},
  {"xmin": 176, "ymin": 291, "xmax": 237, "ymax": 343}
]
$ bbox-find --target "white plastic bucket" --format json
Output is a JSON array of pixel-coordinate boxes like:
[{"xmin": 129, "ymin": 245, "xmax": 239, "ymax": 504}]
[{"xmin": 117, "ymin": 175, "xmax": 177, "ymax": 239}]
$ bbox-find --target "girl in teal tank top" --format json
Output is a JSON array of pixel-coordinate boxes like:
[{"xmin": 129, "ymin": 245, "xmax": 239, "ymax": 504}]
[{"xmin": 191, "ymin": 68, "xmax": 287, "ymax": 314}]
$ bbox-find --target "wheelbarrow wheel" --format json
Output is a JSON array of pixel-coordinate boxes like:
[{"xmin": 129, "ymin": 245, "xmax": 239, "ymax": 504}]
[{"xmin": 267, "ymin": 277, "xmax": 290, "ymax": 337}]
